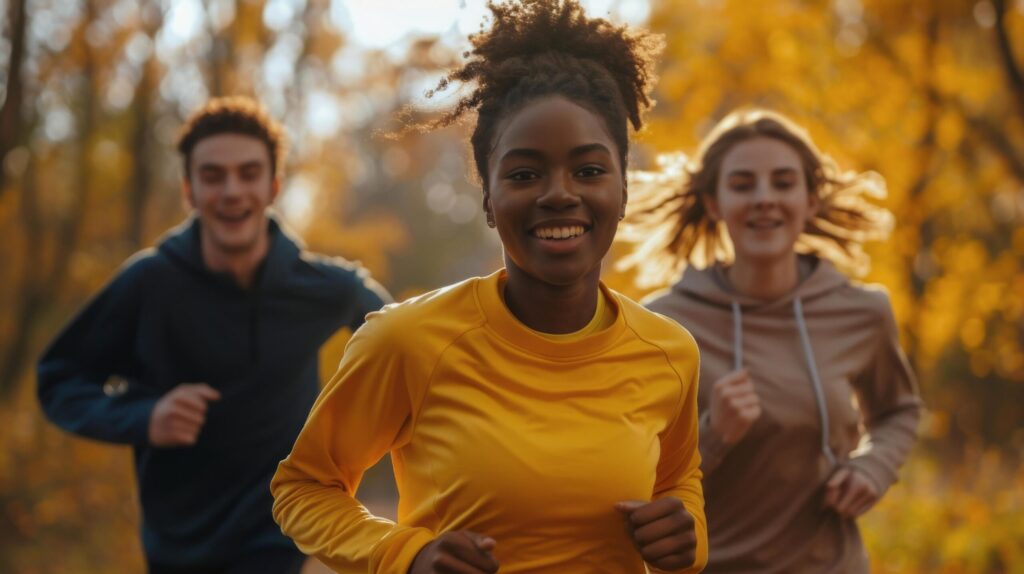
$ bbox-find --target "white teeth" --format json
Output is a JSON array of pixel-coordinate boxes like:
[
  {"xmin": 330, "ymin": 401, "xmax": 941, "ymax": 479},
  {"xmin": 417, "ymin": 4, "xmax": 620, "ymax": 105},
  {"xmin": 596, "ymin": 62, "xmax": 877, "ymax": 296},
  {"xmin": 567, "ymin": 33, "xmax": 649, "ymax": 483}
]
[{"xmin": 534, "ymin": 225, "xmax": 585, "ymax": 239}]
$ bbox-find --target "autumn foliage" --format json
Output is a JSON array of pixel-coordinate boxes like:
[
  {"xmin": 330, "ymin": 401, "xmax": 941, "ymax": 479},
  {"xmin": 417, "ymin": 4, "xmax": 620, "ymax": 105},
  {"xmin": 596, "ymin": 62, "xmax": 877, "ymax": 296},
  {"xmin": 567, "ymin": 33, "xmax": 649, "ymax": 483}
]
[{"xmin": 0, "ymin": 1, "xmax": 1021, "ymax": 572}]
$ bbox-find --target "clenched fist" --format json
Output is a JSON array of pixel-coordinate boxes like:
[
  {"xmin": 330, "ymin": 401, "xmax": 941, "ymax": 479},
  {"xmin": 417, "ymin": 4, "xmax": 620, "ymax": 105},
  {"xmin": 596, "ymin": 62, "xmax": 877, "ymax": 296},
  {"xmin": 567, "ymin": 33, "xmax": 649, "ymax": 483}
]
[
  {"xmin": 408, "ymin": 530, "xmax": 499, "ymax": 574},
  {"xmin": 616, "ymin": 498, "xmax": 697, "ymax": 571},
  {"xmin": 824, "ymin": 465, "xmax": 880, "ymax": 519},
  {"xmin": 708, "ymin": 369, "xmax": 761, "ymax": 446},
  {"xmin": 148, "ymin": 383, "xmax": 221, "ymax": 447}
]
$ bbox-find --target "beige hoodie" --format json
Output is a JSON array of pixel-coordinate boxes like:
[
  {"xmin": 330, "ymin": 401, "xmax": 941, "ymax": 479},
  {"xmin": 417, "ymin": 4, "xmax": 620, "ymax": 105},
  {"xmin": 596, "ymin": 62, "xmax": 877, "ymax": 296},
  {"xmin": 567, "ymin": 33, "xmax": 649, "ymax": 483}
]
[{"xmin": 645, "ymin": 256, "xmax": 921, "ymax": 574}]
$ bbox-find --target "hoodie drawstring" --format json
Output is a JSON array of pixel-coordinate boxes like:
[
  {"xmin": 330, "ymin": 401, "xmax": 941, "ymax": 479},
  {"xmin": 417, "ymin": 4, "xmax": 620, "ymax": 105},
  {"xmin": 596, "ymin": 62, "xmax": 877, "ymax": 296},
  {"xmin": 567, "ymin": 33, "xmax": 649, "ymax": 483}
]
[
  {"xmin": 793, "ymin": 297, "xmax": 837, "ymax": 467},
  {"xmin": 731, "ymin": 298, "xmax": 836, "ymax": 467},
  {"xmin": 731, "ymin": 301, "xmax": 744, "ymax": 372}
]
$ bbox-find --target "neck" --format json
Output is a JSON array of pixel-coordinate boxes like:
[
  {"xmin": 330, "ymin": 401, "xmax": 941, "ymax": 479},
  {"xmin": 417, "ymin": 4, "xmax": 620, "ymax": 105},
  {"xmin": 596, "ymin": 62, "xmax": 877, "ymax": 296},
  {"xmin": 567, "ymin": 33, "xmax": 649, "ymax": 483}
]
[
  {"xmin": 199, "ymin": 228, "xmax": 270, "ymax": 290},
  {"xmin": 728, "ymin": 253, "xmax": 800, "ymax": 301},
  {"xmin": 502, "ymin": 262, "xmax": 601, "ymax": 334}
]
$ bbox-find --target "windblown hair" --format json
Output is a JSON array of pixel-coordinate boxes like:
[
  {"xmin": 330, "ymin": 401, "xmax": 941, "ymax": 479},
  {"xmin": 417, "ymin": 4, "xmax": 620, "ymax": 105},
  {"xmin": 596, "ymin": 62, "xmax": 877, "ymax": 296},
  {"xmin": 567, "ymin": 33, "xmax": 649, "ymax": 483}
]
[
  {"xmin": 425, "ymin": 0, "xmax": 662, "ymax": 189},
  {"xmin": 177, "ymin": 96, "xmax": 287, "ymax": 178},
  {"xmin": 620, "ymin": 109, "xmax": 894, "ymax": 287}
]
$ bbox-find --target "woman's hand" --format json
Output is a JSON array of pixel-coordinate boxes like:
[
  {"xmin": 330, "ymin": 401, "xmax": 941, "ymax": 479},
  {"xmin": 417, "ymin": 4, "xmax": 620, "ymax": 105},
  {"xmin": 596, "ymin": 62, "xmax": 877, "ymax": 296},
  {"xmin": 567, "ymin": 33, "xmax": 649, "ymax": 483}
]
[
  {"xmin": 408, "ymin": 530, "xmax": 499, "ymax": 574},
  {"xmin": 616, "ymin": 498, "xmax": 697, "ymax": 571},
  {"xmin": 709, "ymin": 369, "xmax": 761, "ymax": 446},
  {"xmin": 824, "ymin": 466, "xmax": 880, "ymax": 519}
]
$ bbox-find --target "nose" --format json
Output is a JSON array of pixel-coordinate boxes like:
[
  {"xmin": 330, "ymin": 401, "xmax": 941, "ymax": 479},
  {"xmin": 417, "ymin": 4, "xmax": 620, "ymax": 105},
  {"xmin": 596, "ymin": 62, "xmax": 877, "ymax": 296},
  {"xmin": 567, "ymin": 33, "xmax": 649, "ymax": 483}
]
[
  {"xmin": 536, "ymin": 170, "xmax": 581, "ymax": 210},
  {"xmin": 752, "ymin": 178, "xmax": 776, "ymax": 208},
  {"xmin": 222, "ymin": 173, "xmax": 244, "ymax": 199}
]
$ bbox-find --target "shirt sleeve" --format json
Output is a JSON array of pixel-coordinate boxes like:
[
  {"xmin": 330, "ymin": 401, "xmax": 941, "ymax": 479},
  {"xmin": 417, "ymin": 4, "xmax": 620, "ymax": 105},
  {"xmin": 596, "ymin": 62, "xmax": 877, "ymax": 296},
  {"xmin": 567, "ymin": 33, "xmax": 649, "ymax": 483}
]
[
  {"xmin": 846, "ymin": 293, "xmax": 922, "ymax": 494},
  {"xmin": 270, "ymin": 311, "xmax": 434, "ymax": 574},
  {"xmin": 36, "ymin": 260, "xmax": 159, "ymax": 445},
  {"xmin": 652, "ymin": 350, "xmax": 708, "ymax": 573},
  {"xmin": 347, "ymin": 267, "xmax": 392, "ymax": 332},
  {"xmin": 696, "ymin": 409, "xmax": 735, "ymax": 475}
]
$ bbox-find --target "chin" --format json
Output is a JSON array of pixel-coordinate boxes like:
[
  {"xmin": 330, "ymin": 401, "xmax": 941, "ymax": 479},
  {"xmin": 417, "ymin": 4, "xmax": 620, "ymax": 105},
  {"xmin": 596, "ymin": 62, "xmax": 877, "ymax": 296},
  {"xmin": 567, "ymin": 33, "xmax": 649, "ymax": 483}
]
[
  {"xmin": 533, "ymin": 264, "xmax": 601, "ymax": 287},
  {"xmin": 736, "ymin": 247, "xmax": 797, "ymax": 265},
  {"xmin": 212, "ymin": 230, "xmax": 262, "ymax": 254}
]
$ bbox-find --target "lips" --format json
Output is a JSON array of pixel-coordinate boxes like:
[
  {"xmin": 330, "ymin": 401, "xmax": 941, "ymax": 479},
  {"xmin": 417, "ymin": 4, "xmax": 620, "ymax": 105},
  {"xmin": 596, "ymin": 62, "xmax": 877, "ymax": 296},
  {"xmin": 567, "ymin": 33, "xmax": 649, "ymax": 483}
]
[
  {"xmin": 746, "ymin": 219, "xmax": 783, "ymax": 230},
  {"xmin": 216, "ymin": 210, "xmax": 253, "ymax": 224}
]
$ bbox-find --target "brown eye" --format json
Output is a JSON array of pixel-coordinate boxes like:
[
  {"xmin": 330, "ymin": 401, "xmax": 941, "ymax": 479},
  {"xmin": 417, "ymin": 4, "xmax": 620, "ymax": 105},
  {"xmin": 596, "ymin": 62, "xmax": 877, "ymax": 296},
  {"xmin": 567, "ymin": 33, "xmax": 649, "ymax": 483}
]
[
  {"xmin": 771, "ymin": 170, "xmax": 798, "ymax": 190},
  {"xmin": 241, "ymin": 167, "xmax": 262, "ymax": 181},
  {"xmin": 727, "ymin": 174, "xmax": 755, "ymax": 191},
  {"xmin": 507, "ymin": 170, "xmax": 540, "ymax": 182},
  {"xmin": 198, "ymin": 168, "xmax": 226, "ymax": 184},
  {"xmin": 576, "ymin": 165, "xmax": 607, "ymax": 178}
]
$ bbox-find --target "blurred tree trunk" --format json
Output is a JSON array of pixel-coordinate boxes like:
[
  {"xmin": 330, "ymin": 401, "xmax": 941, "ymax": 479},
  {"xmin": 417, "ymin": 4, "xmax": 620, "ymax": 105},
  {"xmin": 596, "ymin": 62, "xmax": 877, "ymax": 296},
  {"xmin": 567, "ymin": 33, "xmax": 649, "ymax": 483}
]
[
  {"xmin": 126, "ymin": 8, "xmax": 163, "ymax": 249},
  {"xmin": 0, "ymin": 119, "xmax": 40, "ymax": 397},
  {"xmin": 207, "ymin": 0, "xmax": 238, "ymax": 96},
  {"xmin": 0, "ymin": 0, "xmax": 28, "ymax": 196},
  {"xmin": 0, "ymin": 0, "xmax": 100, "ymax": 396},
  {"xmin": 127, "ymin": 60, "xmax": 155, "ymax": 249},
  {"xmin": 49, "ymin": 0, "xmax": 99, "ymax": 294}
]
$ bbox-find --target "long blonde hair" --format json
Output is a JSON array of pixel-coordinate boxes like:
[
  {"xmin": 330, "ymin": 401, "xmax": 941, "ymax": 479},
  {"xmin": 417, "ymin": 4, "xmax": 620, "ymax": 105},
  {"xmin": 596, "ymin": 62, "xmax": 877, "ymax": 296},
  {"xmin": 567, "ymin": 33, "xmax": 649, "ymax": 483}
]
[{"xmin": 620, "ymin": 109, "xmax": 893, "ymax": 287}]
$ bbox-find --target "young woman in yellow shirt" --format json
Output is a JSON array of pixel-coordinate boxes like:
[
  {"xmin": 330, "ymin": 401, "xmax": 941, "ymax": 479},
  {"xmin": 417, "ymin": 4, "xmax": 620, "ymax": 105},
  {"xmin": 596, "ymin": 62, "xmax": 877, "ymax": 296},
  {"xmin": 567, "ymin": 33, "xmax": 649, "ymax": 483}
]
[{"xmin": 271, "ymin": 2, "xmax": 707, "ymax": 572}]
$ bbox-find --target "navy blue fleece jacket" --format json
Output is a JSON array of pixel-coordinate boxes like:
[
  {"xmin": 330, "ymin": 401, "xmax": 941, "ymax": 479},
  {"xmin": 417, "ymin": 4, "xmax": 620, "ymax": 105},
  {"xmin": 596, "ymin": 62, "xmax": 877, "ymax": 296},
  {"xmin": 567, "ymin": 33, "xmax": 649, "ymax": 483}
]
[{"xmin": 36, "ymin": 216, "xmax": 389, "ymax": 569}]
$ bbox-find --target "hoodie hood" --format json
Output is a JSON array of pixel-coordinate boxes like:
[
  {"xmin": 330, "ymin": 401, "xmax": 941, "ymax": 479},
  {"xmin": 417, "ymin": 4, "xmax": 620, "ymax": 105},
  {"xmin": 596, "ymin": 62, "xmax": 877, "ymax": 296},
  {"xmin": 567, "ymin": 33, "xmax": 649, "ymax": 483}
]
[
  {"xmin": 156, "ymin": 213, "xmax": 302, "ymax": 291},
  {"xmin": 672, "ymin": 254, "xmax": 850, "ymax": 312}
]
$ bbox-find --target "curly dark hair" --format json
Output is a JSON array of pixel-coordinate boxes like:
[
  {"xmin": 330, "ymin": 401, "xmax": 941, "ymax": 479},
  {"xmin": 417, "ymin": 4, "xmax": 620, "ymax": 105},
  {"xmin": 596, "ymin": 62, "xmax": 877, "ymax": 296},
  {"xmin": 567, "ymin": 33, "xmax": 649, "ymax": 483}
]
[
  {"xmin": 620, "ymin": 109, "xmax": 894, "ymax": 286},
  {"xmin": 426, "ymin": 0, "xmax": 662, "ymax": 190},
  {"xmin": 177, "ymin": 96, "xmax": 287, "ymax": 179}
]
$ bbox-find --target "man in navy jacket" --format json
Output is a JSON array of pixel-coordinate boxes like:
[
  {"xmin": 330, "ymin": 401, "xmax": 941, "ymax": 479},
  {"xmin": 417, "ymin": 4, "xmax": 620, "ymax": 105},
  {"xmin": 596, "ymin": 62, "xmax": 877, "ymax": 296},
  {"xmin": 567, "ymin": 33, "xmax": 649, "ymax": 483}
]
[{"xmin": 36, "ymin": 97, "xmax": 390, "ymax": 574}]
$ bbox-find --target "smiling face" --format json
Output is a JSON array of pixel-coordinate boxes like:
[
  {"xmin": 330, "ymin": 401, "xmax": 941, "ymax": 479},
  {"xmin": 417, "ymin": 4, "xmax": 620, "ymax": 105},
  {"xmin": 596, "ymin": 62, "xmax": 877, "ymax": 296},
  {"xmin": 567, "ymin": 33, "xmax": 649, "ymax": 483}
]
[
  {"xmin": 483, "ymin": 96, "xmax": 626, "ymax": 288},
  {"xmin": 705, "ymin": 137, "xmax": 818, "ymax": 264},
  {"xmin": 183, "ymin": 133, "xmax": 280, "ymax": 256}
]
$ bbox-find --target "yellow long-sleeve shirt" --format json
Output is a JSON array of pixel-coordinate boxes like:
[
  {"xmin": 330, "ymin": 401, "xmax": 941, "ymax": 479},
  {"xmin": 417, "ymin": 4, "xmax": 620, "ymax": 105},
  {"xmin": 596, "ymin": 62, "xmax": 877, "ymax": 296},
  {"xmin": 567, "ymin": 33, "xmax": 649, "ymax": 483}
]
[{"xmin": 271, "ymin": 270, "xmax": 707, "ymax": 573}]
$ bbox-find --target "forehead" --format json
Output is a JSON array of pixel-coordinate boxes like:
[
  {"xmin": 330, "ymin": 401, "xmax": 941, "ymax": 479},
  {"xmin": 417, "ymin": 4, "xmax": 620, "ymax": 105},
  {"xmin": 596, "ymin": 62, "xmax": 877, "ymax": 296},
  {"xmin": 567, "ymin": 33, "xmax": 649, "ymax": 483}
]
[
  {"xmin": 492, "ymin": 96, "xmax": 618, "ymax": 159},
  {"xmin": 721, "ymin": 137, "xmax": 802, "ymax": 172},
  {"xmin": 190, "ymin": 133, "xmax": 271, "ymax": 167}
]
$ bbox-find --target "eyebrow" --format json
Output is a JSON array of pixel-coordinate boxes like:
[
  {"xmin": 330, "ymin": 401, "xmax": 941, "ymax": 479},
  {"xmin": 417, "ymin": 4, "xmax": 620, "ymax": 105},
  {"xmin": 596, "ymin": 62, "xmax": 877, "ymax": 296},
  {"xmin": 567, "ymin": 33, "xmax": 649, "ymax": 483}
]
[
  {"xmin": 498, "ymin": 143, "xmax": 613, "ymax": 163},
  {"xmin": 197, "ymin": 160, "xmax": 265, "ymax": 171},
  {"xmin": 726, "ymin": 167, "xmax": 800, "ymax": 177}
]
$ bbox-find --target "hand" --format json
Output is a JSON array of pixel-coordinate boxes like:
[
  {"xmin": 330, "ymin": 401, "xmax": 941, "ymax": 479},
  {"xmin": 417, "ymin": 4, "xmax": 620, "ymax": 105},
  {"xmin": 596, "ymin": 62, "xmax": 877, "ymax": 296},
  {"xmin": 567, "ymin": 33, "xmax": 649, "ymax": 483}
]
[
  {"xmin": 708, "ymin": 369, "xmax": 761, "ymax": 445},
  {"xmin": 823, "ymin": 466, "xmax": 880, "ymax": 519},
  {"xmin": 408, "ymin": 530, "xmax": 499, "ymax": 574},
  {"xmin": 615, "ymin": 498, "xmax": 697, "ymax": 571},
  {"xmin": 148, "ymin": 383, "xmax": 221, "ymax": 447}
]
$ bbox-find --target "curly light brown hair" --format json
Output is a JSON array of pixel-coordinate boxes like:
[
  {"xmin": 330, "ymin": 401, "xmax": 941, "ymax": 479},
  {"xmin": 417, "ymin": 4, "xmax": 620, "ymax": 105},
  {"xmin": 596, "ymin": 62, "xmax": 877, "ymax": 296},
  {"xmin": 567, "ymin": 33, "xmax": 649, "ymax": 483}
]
[
  {"xmin": 425, "ymin": 0, "xmax": 663, "ymax": 189},
  {"xmin": 620, "ymin": 108, "xmax": 894, "ymax": 287},
  {"xmin": 177, "ymin": 96, "xmax": 287, "ymax": 179}
]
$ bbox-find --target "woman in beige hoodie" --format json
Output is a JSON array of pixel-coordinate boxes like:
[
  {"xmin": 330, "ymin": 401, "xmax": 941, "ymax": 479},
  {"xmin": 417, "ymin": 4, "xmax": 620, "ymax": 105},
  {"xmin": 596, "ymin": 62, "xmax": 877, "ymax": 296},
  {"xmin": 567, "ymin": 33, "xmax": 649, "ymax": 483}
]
[{"xmin": 624, "ymin": 109, "xmax": 922, "ymax": 573}]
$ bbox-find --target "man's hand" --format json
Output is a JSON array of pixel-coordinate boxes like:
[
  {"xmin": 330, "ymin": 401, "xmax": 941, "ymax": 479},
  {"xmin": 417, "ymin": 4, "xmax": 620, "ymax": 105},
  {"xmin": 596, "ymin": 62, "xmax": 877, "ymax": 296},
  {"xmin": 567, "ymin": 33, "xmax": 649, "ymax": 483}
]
[
  {"xmin": 408, "ymin": 530, "xmax": 498, "ymax": 574},
  {"xmin": 616, "ymin": 498, "xmax": 697, "ymax": 571},
  {"xmin": 823, "ymin": 466, "xmax": 880, "ymax": 519},
  {"xmin": 708, "ymin": 369, "xmax": 761, "ymax": 446},
  {"xmin": 148, "ymin": 383, "xmax": 221, "ymax": 447}
]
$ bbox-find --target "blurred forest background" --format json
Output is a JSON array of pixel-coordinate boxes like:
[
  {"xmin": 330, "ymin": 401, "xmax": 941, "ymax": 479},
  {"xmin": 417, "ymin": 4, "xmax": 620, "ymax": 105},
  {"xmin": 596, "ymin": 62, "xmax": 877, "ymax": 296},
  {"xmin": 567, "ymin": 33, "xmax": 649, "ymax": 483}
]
[{"xmin": 0, "ymin": 0, "xmax": 1021, "ymax": 572}]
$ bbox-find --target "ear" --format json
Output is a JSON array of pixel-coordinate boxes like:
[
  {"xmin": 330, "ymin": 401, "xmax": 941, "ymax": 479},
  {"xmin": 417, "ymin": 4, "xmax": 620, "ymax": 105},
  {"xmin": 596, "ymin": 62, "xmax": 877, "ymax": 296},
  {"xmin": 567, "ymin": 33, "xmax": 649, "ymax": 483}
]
[
  {"xmin": 806, "ymin": 190, "xmax": 820, "ymax": 221},
  {"xmin": 270, "ymin": 177, "xmax": 282, "ymax": 203},
  {"xmin": 702, "ymin": 193, "xmax": 721, "ymax": 223},
  {"xmin": 482, "ymin": 191, "xmax": 493, "ymax": 217},
  {"xmin": 180, "ymin": 179, "xmax": 196, "ymax": 211},
  {"xmin": 619, "ymin": 181, "xmax": 628, "ymax": 220}
]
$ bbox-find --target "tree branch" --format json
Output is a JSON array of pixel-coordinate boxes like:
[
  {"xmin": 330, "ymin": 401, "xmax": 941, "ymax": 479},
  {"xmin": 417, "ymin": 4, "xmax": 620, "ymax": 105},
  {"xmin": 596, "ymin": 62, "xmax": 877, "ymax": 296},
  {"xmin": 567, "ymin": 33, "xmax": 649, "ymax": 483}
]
[
  {"xmin": 992, "ymin": 0, "xmax": 1024, "ymax": 119},
  {"xmin": 868, "ymin": 20, "xmax": 1024, "ymax": 184}
]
